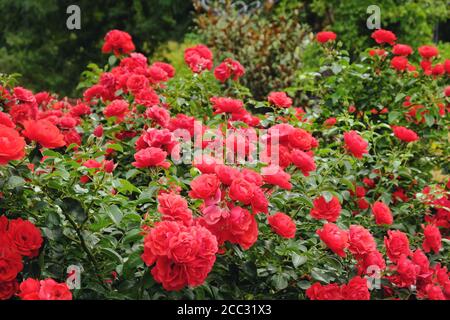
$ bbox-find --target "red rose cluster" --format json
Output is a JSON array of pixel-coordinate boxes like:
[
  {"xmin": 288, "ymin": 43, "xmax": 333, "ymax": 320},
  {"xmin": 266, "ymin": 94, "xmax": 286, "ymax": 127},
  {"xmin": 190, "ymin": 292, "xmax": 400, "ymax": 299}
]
[
  {"xmin": 214, "ymin": 58, "xmax": 245, "ymax": 83},
  {"xmin": 307, "ymin": 276, "xmax": 370, "ymax": 300},
  {"xmin": 184, "ymin": 45, "xmax": 213, "ymax": 73},
  {"xmin": 0, "ymin": 86, "xmax": 92, "ymax": 155},
  {"xmin": 141, "ymin": 192, "xmax": 218, "ymax": 291},
  {"xmin": 312, "ymin": 221, "xmax": 448, "ymax": 300},
  {"xmin": 17, "ymin": 278, "xmax": 72, "ymax": 300},
  {"xmin": 102, "ymin": 29, "xmax": 135, "ymax": 56},
  {"xmin": 0, "ymin": 216, "xmax": 43, "ymax": 300}
]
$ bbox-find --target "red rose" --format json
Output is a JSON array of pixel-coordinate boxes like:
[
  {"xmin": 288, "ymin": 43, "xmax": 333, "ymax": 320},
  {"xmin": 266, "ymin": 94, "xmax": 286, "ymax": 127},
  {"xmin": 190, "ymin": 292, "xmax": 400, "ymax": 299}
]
[
  {"xmin": 372, "ymin": 201, "xmax": 393, "ymax": 225},
  {"xmin": 392, "ymin": 44, "xmax": 413, "ymax": 56},
  {"xmin": 431, "ymin": 63, "xmax": 445, "ymax": 75},
  {"xmin": 412, "ymin": 249, "xmax": 430, "ymax": 274},
  {"xmin": 214, "ymin": 58, "xmax": 245, "ymax": 82},
  {"xmin": 316, "ymin": 31, "xmax": 336, "ymax": 43},
  {"xmin": 426, "ymin": 285, "xmax": 446, "ymax": 300},
  {"xmin": 241, "ymin": 169, "xmax": 263, "ymax": 186},
  {"xmin": 342, "ymin": 276, "xmax": 370, "ymax": 300},
  {"xmin": 102, "ymin": 30, "xmax": 135, "ymax": 56},
  {"xmin": 0, "ymin": 111, "xmax": 15, "ymax": 128},
  {"xmin": 443, "ymin": 85, "xmax": 450, "ymax": 96},
  {"xmin": 38, "ymin": 279, "xmax": 72, "ymax": 300},
  {"xmin": 93, "ymin": 125, "xmax": 103, "ymax": 137},
  {"xmin": 422, "ymin": 224, "xmax": 441, "ymax": 254},
  {"xmin": 444, "ymin": 59, "xmax": 450, "ymax": 74},
  {"xmin": 288, "ymin": 128, "xmax": 314, "ymax": 151},
  {"xmin": 392, "ymin": 126, "xmax": 419, "ymax": 142},
  {"xmin": 418, "ymin": 45, "xmax": 439, "ymax": 59},
  {"xmin": 310, "ymin": 195, "xmax": 342, "ymax": 222},
  {"xmin": 158, "ymin": 193, "xmax": 193, "ymax": 226},
  {"xmin": 22, "ymin": 119, "xmax": 65, "ymax": 149},
  {"xmin": 384, "ymin": 230, "xmax": 411, "ymax": 263},
  {"xmin": 250, "ymin": 187, "xmax": 269, "ymax": 214},
  {"xmin": 390, "ymin": 56, "xmax": 409, "ymax": 71},
  {"xmin": 291, "ymin": 149, "xmax": 316, "ymax": 176},
  {"xmin": 356, "ymin": 250, "xmax": 386, "ymax": 275},
  {"xmin": 103, "ymin": 100, "xmax": 129, "ymax": 123},
  {"xmin": 229, "ymin": 178, "xmax": 255, "ymax": 205},
  {"xmin": 0, "ymin": 125, "xmax": 26, "ymax": 165},
  {"xmin": 151, "ymin": 256, "xmax": 187, "ymax": 291},
  {"xmin": 228, "ymin": 206, "xmax": 258, "ymax": 249},
  {"xmin": 0, "ymin": 246, "xmax": 23, "ymax": 282},
  {"xmin": 184, "ymin": 45, "xmax": 213, "ymax": 73},
  {"xmin": 395, "ymin": 255, "xmax": 419, "ymax": 287},
  {"xmin": 306, "ymin": 283, "xmax": 342, "ymax": 300},
  {"xmin": 135, "ymin": 88, "xmax": 160, "ymax": 107},
  {"xmin": 348, "ymin": 225, "xmax": 377, "ymax": 258},
  {"xmin": 213, "ymin": 62, "xmax": 231, "ymax": 82},
  {"xmin": 363, "ymin": 177, "xmax": 375, "ymax": 188},
  {"xmin": 324, "ymin": 117, "xmax": 337, "ymax": 127},
  {"xmin": 7, "ymin": 218, "xmax": 43, "ymax": 258},
  {"xmin": 316, "ymin": 223, "xmax": 348, "ymax": 257},
  {"xmin": 371, "ymin": 29, "xmax": 397, "ymax": 45},
  {"xmin": 210, "ymin": 97, "xmax": 245, "ymax": 115},
  {"xmin": 145, "ymin": 106, "xmax": 170, "ymax": 127},
  {"xmin": 17, "ymin": 278, "xmax": 41, "ymax": 300},
  {"xmin": 261, "ymin": 165, "xmax": 292, "ymax": 190},
  {"xmin": 357, "ymin": 198, "xmax": 370, "ymax": 210},
  {"xmin": 132, "ymin": 147, "xmax": 170, "ymax": 169},
  {"xmin": 214, "ymin": 165, "xmax": 241, "ymax": 185},
  {"xmin": 189, "ymin": 174, "xmax": 220, "ymax": 200},
  {"xmin": 0, "ymin": 279, "xmax": 18, "ymax": 300},
  {"xmin": 126, "ymin": 74, "xmax": 149, "ymax": 94},
  {"xmin": 144, "ymin": 221, "xmax": 181, "ymax": 257},
  {"xmin": 268, "ymin": 92, "xmax": 292, "ymax": 108},
  {"xmin": 343, "ymin": 131, "xmax": 368, "ymax": 158},
  {"xmin": 267, "ymin": 212, "xmax": 296, "ymax": 239},
  {"xmin": 168, "ymin": 230, "xmax": 200, "ymax": 264}
]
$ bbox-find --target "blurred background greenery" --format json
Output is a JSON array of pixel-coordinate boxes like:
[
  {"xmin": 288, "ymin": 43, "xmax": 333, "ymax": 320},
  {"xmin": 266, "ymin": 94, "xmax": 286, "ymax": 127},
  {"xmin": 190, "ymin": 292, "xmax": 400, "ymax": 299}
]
[{"xmin": 0, "ymin": 0, "xmax": 448, "ymax": 97}]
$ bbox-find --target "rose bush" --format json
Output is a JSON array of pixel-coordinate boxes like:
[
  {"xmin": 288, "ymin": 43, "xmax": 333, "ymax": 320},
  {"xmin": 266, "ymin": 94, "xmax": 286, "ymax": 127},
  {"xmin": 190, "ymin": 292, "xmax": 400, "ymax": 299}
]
[{"xmin": 0, "ymin": 28, "xmax": 449, "ymax": 300}]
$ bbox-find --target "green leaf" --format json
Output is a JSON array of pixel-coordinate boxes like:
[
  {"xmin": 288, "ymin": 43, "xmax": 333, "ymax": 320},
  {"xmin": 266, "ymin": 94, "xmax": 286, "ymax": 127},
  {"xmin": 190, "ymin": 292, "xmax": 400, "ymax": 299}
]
[
  {"xmin": 107, "ymin": 143, "xmax": 123, "ymax": 152},
  {"xmin": 123, "ymin": 251, "xmax": 143, "ymax": 279},
  {"xmin": 291, "ymin": 253, "xmax": 307, "ymax": 268},
  {"xmin": 7, "ymin": 176, "xmax": 25, "ymax": 189},
  {"xmin": 106, "ymin": 205, "xmax": 123, "ymax": 225},
  {"xmin": 272, "ymin": 274, "xmax": 288, "ymax": 291}
]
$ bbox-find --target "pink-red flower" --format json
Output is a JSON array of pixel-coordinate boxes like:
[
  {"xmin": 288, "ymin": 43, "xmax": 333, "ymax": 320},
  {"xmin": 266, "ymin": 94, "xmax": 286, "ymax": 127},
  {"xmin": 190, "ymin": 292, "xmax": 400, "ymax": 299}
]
[
  {"xmin": 184, "ymin": 45, "xmax": 213, "ymax": 73},
  {"xmin": 372, "ymin": 201, "xmax": 393, "ymax": 225},
  {"xmin": 392, "ymin": 126, "xmax": 419, "ymax": 142},
  {"xmin": 132, "ymin": 147, "xmax": 170, "ymax": 169},
  {"xmin": 316, "ymin": 31, "xmax": 336, "ymax": 43},
  {"xmin": 189, "ymin": 174, "xmax": 220, "ymax": 200},
  {"xmin": 267, "ymin": 212, "xmax": 296, "ymax": 239},
  {"xmin": 371, "ymin": 29, "xmax": 396, "ymax": 45},
  {"xmin": 343, "ymin": 131, "xmax": 368, "ymax": 158},
  {"xmin": 268, "ymin": 92, "xmax": 292, "ymax": 108},
  {"xmin": 22, "ymin": 119, "xmax": 65, "ymax": 149},
  {"xmin": 316, "ymin": 223, "xmax": 348, "ymax": 257},
  {"xmin": 18, "ymin": 278, "xmax": 72, "ymax": 300},
  {"xmin": 0, "ymin": 125, "xmax": 26, "ymax": 165},
  {"xmin": 310, "ymin": 195, "xmax": 342, "ymax": 222},
  {"xmin": 102, "ymin": 30, "xmax": 135, "ymax": 56},
  {"xmin": 422, "ymin": 224, "xmax": 442, "ymax": 254},
  {"xmin": 418, "ymin": 45, "xmax": 439, "ymax": 59},
  {"xmin": 392, "ymin": 44, "xmax": 413, "ymax": 56},
  {"xmin": 384, "ymin": 230, "xmax": 411, "ymax": 263}
]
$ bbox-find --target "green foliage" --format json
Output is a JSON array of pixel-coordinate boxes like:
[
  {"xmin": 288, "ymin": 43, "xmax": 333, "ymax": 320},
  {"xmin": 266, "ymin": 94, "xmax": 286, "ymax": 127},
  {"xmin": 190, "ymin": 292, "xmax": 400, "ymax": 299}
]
[
  {"xmin": 194, "ymin": 0, "xmax": 312, "ymax": 100},
  {"xmin": 308, "ymin": 0, "xmax": 449, "ymax": 55}
]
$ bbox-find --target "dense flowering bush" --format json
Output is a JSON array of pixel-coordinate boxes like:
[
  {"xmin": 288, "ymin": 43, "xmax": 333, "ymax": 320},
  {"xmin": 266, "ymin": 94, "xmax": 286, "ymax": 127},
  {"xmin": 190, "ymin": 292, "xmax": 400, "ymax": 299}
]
[{"xmin": 0, "ymin": 28, "xmax": 449, "ymax": 300}]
